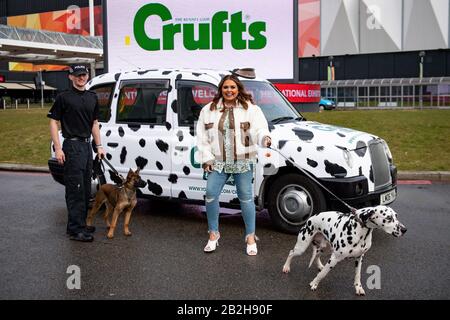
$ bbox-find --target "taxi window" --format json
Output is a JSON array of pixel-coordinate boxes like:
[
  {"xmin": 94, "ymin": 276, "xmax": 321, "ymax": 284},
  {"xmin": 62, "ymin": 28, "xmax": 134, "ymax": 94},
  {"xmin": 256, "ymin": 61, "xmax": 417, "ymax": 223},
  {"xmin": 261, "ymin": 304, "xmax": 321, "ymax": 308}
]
[
  {"xmin": 90, "ymin": 83, "xmax": 115, "ymax": 122},
  {"xmin": 116, "ymin": 80, "xmax": 169, "ymax": 125},
  {"xmin": 176, "ymin": 80, "xmax": 217, "ymax": 126}
]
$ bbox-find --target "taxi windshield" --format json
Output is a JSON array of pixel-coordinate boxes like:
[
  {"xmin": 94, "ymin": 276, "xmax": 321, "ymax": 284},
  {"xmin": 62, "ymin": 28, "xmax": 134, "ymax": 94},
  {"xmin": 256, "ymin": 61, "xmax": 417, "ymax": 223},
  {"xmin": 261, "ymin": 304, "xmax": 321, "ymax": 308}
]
[{"xmin": 242, "ymin": 80, "xmax": 303, "ymax": 123}]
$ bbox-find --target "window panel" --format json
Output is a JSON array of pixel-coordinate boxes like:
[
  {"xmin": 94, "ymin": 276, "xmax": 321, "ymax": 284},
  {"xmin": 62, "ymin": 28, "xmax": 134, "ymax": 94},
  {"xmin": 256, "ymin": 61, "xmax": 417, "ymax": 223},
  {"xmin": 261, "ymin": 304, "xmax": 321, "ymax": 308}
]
[{"xmin": 116, "ymin": 81, "xmax": 169, "ymax": 125}]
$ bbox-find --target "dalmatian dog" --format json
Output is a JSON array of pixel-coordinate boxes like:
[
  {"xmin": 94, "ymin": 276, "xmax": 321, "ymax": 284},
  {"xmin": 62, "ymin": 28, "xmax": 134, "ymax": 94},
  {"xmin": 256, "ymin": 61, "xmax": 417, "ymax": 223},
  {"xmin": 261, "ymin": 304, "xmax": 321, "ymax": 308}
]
[{"xmin": 282, "ymin": 205, "xmax": 407, "ymax": 296}]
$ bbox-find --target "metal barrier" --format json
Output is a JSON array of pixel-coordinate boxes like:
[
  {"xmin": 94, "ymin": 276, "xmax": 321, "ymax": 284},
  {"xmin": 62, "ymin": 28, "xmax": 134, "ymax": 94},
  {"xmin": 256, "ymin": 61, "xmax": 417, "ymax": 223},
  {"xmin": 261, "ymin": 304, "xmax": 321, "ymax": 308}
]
[{"xmin": 301, "ymin": 77, "xmax": 450, "ymax": 109}]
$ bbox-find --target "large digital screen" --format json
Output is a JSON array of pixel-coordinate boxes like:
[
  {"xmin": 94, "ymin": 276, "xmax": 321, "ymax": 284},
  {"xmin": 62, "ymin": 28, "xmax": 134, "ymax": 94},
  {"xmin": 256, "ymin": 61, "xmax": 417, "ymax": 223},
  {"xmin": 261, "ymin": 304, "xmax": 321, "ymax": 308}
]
[{"xmin": 105, "ymin": 0, "xmax": 296, "ymax": 80}]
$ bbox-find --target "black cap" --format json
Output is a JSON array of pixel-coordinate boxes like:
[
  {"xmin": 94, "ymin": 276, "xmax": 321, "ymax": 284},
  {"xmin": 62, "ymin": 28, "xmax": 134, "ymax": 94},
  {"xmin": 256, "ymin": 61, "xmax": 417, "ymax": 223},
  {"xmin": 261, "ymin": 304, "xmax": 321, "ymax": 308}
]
[{"xmin": 69, "ymin": 64, "xmax": 89, "ymax": 76}]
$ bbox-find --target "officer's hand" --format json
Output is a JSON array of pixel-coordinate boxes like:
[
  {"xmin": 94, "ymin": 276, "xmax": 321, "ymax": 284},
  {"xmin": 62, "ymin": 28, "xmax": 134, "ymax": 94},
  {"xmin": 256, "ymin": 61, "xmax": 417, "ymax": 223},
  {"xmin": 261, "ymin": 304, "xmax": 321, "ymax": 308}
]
[
  {"xmin": 97, "ymin": 146, "xmax": 106, "ymax": 159},
  {"xmin": 55, "ymin": 149, "xmax": 65, "ymax": 165}
]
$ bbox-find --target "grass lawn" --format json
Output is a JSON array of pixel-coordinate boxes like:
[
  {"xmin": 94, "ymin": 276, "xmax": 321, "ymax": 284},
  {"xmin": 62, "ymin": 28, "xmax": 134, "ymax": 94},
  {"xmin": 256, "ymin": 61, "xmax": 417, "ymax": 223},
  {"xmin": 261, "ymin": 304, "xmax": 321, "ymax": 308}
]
[
  {"xmin": 0, "ymin": 108, "xmax": 449, "ymax": 171},
  {"xmin": 0, "ymin": 108, "xmax": 52, "ymax": 166}
]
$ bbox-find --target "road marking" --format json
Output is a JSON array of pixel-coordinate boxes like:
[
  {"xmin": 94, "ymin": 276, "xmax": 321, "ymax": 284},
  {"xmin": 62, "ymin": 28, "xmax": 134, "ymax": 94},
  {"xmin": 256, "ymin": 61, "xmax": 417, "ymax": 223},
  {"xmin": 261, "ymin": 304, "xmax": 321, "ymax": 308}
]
[{"xmin": 398, "ymin": 180, "xmax": 432, "ymax": 185}]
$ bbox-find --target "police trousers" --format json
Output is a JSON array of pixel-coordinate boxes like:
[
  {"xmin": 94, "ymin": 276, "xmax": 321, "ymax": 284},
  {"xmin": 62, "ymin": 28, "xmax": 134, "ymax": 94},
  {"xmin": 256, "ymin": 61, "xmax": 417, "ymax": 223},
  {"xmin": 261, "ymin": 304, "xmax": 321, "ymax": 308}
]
[{"xmin": 63, "ymin": 139, "xmax": 93, "ymax": 234}]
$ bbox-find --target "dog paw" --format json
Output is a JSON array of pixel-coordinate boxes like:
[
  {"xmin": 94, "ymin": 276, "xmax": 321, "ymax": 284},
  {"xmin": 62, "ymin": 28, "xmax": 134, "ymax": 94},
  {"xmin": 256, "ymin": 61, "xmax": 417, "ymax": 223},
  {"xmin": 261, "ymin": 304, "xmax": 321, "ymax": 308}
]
[
  {"xmin": 309, "ymin": 282, "xmax": 318, "ymax": 291},
  {"xmin": 355, "ymin": 286, "xmax": 366, "ymax": 296},
  {"xmin": 282, "ymin": 265, "xmax": 290, "ymax": 273},
  {"xmin": 124, "ymin": 231, "xmax": 132, "ymax": 236},
  {"xmin": 107, "ymin": 233, "xmax": 114, "ymax": 239}
]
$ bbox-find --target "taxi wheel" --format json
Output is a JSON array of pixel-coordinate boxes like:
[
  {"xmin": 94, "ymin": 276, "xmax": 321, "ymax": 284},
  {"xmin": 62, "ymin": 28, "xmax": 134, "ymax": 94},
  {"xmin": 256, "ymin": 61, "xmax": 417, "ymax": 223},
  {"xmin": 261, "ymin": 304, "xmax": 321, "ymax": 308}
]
[{"xmin": 267, "ymin": 174, "xmax": 326, "ymax": 234}]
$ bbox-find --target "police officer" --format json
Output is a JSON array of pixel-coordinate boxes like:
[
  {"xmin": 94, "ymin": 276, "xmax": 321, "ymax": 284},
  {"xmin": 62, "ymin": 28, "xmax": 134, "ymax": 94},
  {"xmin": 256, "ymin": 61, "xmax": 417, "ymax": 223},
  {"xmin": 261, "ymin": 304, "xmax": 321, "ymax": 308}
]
[{"xmin": 48, "ymin": 64, "xmax": 106, "ymax": 242}]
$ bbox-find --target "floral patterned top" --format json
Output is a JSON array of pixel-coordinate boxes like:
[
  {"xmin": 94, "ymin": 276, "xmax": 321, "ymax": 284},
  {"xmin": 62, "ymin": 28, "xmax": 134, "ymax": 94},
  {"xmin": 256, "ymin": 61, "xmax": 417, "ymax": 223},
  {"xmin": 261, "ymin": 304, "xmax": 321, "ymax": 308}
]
[{"xmin": 214, "ymin": 109, "xmax": 253, "ymax": 174}]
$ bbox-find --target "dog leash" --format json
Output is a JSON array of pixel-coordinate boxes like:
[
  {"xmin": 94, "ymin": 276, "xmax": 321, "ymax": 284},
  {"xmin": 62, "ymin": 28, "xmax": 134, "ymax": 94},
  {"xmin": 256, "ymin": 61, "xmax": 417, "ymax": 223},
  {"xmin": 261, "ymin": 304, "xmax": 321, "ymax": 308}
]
[
  {"xmin": 267, "ymin": 146, "xmax": 357, "ymax": 214},
  {"xmin": 99, "ymin": 157, "xmax": 126, "ymax": 183}
]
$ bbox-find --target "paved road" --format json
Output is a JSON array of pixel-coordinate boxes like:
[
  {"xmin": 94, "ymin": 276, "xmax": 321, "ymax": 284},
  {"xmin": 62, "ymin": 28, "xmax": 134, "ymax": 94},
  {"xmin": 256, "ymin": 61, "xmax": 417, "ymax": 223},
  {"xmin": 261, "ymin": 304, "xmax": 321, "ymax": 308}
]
[{"xmin": 0, "ymin": 171, "xmax": 449, "ymax": 300}]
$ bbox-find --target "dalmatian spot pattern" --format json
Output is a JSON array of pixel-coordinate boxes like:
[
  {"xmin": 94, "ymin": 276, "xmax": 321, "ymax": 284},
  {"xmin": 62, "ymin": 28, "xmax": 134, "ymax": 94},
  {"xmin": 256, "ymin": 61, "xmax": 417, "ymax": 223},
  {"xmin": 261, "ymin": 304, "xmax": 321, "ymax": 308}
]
[
  {"xmin": 106, "ymin": 130, "xmax": 111, "ymax": 137},
  {"xmin": 177, "ymin": 131, "xmax": 184, "ymax": 142},
  {"xmin": 114, "ymin": 93, "xmax": 118, "ymax": 98},
  {"xmin": 156, "ymin": 161, "xmax": 163, "ymax": 170},
  {"xmin": 359, "ymin": 167, "xmax": 363, "ymax": 176},
  {"xmin": 324, "ymin": 160, "xmax": 347, "ymax": 177},
  {"xmin": 284, "ymin": 158, "xmax": 295, "ymax": 168},
  {"xmin": 135, "ymin": 156, "xmax": 148, "ymax": 169},
  {"xmin": 192, "ymin": 72, "xmax": 202, "ymax": 77},
  {"xmin": 156, "ymin": 139, "xmax": 169, "ymax": 153},
  {"xmin": 106, "ymin": 153, "xmax": 112, "ymax": 160},
  {"xmin": 147, "ymin": 180, "xmax": 163, "ymax": 195},
  {"xmin": 168, "ymin": 174, "xmax": 178, "ymax": 183},
  {"xmin": 139, "ymin": 139, "xmax": 146, "ymax": 147},
  {"xmin": 183, "ymin": 166, "xmax": 191, "ymax": 175},
  {"xmin": 120, "ymin": 147, "xmax": 127, "ymax": 164},
  {"xmin": 137, "ymin": 70, "xmax": 151, "ymax": 75},
  {"xmin": 307, "ymin": 158, "xmax": 318, "ymax": 168},
  {"xmin": 297, "ymin": 146, "xmax": 302, "ymax": 152},
  {"xmin": 165, "ymin": 122, "xmax": 172, "ymax": 131},
  {"xmin": 355, "ymin": 141, "xmax": 367, "ymax": 157},
  {"xmin": 317, "ymin": 146, "xmax": 324, "ymax": 152},
  {"xmin": 278, "ymin": 140, "xmax": 288, "ymax": 149},
  {"xmin": 292, "ymin": 128, "xmax": 314, "ymax": 141},
  {"xmin": 99, "ymin": 124, "xmax": 102, "ymax": 130},
  {"xmin": 369, "ymin": 166, "xmax": 374, "ymax": 183},
  {"xmin": 114, "ymin": 73, "xmax": 121, "ymax": 81},
  {"xmin": 171, "ymin": 100, "xmax": 177, "ymax": 114},
  {"xmin": 189, "ymin": 127, "xmax": 195, "ymax": 137},
  {"xmin": 118, "ymin": 127, "xmax": 125, "ymax": 137},
  {"xmin": 337, "ymin": 132, "xmax": 346, "ymax": 138},
  {"xmin": 176, "ymin": 74, "xmax": 182, "ymax": 80},
  {"xmin": 162, "ymin": 71, "xmax": 172, "ymax": 75},
  {"xmin": 128, "ymin": 124, "xmax": 141, "ymax": 132},
  {"xmin": 179, "ymin": 191, "xmax": 187, "ymax": 199}
]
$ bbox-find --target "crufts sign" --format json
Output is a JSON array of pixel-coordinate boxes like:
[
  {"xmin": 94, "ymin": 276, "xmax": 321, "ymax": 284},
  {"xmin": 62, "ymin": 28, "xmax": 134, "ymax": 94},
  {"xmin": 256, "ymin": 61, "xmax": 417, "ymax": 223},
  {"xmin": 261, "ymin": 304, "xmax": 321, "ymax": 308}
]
[{"xmin": 105, "ymin": 0, "xmax": 295, "ymax": 80}]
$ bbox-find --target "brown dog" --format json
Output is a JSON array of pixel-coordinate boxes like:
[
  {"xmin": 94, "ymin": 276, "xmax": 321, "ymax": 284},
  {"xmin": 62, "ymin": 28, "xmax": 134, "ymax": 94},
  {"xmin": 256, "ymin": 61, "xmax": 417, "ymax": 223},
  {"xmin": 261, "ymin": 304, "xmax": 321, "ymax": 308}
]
[{"xmin": 86, "ymin": 168, "xmax": 147, "ymax": 239}]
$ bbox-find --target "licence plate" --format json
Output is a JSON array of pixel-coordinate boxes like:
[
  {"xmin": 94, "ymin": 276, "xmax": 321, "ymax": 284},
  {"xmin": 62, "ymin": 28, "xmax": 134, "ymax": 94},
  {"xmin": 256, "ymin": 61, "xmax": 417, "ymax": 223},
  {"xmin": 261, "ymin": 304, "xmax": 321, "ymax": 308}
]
[{"xmin": 380, "ymin": 189, "xmax": 396, "ymax": 205}]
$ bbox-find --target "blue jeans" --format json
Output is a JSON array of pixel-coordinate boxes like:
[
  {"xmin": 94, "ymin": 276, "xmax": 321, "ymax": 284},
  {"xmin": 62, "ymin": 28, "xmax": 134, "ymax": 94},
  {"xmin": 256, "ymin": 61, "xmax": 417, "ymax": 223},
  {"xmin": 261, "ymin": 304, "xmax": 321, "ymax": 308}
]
[{"xmin": 205, "ymin": 169, "xmax": 255, "ymax": 237}]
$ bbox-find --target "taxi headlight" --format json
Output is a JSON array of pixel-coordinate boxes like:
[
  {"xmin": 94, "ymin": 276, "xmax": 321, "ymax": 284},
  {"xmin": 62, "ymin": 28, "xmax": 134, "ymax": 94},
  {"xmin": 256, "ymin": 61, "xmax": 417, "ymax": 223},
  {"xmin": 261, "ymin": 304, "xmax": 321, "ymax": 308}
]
[
  {"xmin": 381, "ymin": 139, "xmax": 393, "ymax": 164},
  {"xmin": 343, "ymin": 149, "xmax": 353, "ymax": 168}
]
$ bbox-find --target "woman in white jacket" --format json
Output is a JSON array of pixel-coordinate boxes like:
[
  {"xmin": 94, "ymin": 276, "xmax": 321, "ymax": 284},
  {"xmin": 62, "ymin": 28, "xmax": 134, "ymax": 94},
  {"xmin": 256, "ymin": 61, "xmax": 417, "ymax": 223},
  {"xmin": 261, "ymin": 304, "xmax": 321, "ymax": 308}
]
[{"xmin": 196, "ymin": 74, "xmax": 271, "ymax": 256}]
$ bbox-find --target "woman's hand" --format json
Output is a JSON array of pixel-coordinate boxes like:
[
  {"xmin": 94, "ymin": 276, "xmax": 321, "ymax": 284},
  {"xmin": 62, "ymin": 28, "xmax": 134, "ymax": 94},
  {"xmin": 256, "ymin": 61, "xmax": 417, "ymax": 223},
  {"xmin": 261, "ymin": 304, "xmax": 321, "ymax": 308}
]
[
  {"xmin": 202, "ymin": 162, "xmax": 214, "ymax": 173},
  {"xmin": 263, "ymin": 136, "xmax": 272, "ymax": 148}
]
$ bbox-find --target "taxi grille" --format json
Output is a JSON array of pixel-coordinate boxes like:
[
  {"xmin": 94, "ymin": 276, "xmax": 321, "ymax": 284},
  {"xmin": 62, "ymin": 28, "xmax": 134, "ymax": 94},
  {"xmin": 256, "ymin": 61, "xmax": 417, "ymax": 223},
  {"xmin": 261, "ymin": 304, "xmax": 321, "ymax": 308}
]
[{"xmin": 369, "ymin": 140, "xmax": 391, "ymax": 190}]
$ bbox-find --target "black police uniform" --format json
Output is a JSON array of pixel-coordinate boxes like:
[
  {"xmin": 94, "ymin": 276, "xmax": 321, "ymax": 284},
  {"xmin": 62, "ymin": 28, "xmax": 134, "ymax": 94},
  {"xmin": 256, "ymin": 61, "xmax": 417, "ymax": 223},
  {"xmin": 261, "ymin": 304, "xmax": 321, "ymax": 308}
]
[{"xmin": 47, "ymin": 86, "xmax": 99, "ymax": 236}]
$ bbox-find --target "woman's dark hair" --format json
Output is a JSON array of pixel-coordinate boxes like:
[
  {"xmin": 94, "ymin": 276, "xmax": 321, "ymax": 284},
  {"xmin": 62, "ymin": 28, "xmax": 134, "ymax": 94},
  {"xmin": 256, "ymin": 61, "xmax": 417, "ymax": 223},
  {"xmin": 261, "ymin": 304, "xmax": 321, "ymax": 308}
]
[{"xmin": 210, "ymin": 75, "xmax": 254, "ymax": 111}]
